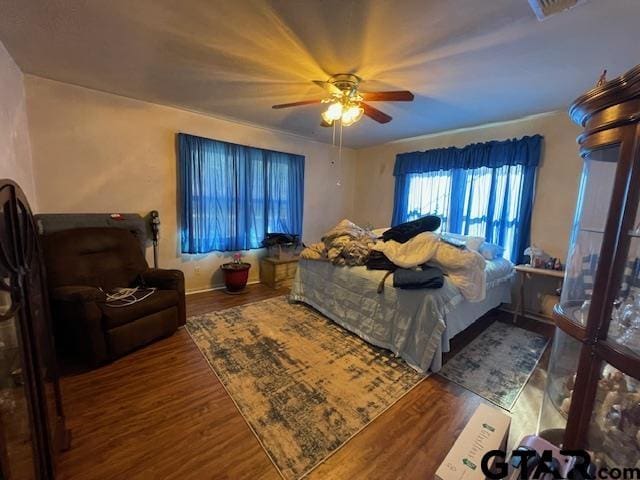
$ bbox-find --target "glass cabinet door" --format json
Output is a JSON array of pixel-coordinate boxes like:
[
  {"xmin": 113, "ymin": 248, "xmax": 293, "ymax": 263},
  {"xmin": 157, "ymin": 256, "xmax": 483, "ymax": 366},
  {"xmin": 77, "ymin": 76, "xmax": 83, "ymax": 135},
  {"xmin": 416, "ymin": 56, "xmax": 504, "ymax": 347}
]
[
  {"xmin": 0, "ymin": 198, "xmax": 37, "ymax": 479},
  {"xmin": 538, "ymin": 329, "xmax": 582, "ymax": 444},
  {"xmin": 0, "ymin": 292, "xmax": 37, "ymax": 479},
  {"xmin": 606, "ymin": 206, "xmax": 640, "ymax": 356},
  {"xmin": 585, "ymin": 363, "xmax": 639, "ymax": 469},
  {"xmin": 560, "ymin": 145, "xmax": 620, "ymax": 325}
]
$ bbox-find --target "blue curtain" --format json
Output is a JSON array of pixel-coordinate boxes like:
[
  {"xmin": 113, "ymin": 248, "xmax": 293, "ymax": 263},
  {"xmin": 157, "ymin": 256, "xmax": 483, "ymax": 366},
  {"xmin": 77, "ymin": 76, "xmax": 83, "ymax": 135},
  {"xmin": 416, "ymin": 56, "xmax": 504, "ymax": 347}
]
[
  {"xmin": 179, "ymin": 133, "xmax": 304, "ymax": 253},
  {"xmin": 391, "ymin": 135, "xmax": 542, "ymax": 263}
]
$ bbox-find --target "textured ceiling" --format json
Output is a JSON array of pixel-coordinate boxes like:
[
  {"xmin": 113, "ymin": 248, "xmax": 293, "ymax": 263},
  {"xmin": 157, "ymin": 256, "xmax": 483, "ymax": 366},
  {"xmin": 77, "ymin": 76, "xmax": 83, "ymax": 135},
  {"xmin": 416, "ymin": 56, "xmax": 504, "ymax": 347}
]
[{"xmin": 0, "ymin": 0, "xmax": 639, "ymax": 148}]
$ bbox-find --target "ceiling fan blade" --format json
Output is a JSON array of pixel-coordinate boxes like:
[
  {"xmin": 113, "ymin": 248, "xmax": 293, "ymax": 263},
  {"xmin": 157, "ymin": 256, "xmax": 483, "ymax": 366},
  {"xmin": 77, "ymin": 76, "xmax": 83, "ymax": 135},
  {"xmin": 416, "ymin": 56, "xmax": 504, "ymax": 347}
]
[
  {"xmin": 362, "ymin": 103, "xmax": 392, "ymax": 124},
  {"xmin": 312, "ymin": 80, "xmax": 343, "ymax": 96},
  {"xmin": 272, "ymin": 99, "xmax": 322, "ymax": 109},
  {"xmin": 360, "ymin": 91, "xmax": 414, "ymax": 102},
  {"xmin": 320, "ymin": 119, "xmax": 333, "ymax": 127}
]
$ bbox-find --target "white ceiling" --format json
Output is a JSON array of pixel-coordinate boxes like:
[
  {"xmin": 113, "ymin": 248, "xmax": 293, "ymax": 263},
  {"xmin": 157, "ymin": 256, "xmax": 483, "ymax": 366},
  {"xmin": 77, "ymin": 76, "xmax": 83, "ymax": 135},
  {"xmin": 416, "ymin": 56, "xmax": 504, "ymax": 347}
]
[{"xmin": 0, "ymin": 0, "xmax": 638, "ymax": 148}]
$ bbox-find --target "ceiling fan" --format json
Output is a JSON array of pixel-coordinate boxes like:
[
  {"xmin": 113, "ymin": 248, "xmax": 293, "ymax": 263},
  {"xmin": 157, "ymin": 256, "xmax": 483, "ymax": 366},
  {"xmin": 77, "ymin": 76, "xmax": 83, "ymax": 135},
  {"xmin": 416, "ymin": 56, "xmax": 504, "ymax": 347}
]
[{"xmin": 272, "ymin": 74, "xmax": 414, "ymax": 127}]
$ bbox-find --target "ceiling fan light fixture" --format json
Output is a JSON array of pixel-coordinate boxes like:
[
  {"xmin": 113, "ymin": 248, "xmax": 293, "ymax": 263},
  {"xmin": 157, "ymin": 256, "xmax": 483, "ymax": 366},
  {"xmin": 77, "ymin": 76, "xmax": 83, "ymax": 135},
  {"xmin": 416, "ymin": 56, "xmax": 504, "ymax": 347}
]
[
  {"xmin": 272, "ymin": 74, "xmax": 412, "ymax": 128},
  {"xmin": 341, "ymin": 104, "xmax": 364, "ymax": 126},
  {"xmin": 322, "ymin": 101, "xmax": 344, "ymax": 122}
]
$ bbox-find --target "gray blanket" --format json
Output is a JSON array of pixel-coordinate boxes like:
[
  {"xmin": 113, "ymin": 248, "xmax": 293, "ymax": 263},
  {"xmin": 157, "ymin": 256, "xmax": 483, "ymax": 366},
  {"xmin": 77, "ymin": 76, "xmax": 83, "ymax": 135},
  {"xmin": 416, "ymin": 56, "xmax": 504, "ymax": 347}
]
[
  {"xmin": 290, "ymin": 259, "xmax": 454, "ymax": 372},
  {"xmin": 290, "ymin": 258, "xmax": 515, "ymax": 373}
]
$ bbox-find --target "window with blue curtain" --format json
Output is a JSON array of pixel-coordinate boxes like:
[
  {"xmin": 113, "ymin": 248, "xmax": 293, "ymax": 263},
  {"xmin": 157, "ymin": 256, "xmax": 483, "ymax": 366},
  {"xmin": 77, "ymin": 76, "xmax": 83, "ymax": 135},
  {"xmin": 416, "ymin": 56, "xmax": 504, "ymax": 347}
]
[
  {"xmin": 178, "ymin": 133, "xmax": 304, "ymax": 253},
  {"xmin": 391, "ymin": 135, "xmax": 542, "ymax": 263}
]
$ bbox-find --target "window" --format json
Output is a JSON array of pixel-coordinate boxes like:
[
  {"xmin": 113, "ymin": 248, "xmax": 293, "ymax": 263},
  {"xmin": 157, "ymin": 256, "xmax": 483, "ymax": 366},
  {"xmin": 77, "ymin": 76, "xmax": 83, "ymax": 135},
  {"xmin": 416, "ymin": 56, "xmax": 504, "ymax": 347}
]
[
  {"xmin": 405, "ymin": 165, "xmax": 527, "ymax": 262},
  {"xmin": 392, "ymin": 135, "xmax": 542, "ymax": 263},
  {"xmin": 406, "ymin": 171, "xmax": 452, "ymax": 228},
  {"xmin": 179, "ymin": 134, "xmax": 304, "ymax": 253}
]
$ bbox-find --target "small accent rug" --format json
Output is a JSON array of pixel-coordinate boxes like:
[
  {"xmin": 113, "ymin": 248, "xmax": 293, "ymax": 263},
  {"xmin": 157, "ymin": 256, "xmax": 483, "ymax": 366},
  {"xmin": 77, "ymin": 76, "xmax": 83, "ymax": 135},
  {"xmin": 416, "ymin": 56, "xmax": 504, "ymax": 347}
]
[
  {"xmin": 437, "ymin": 322, "xmax": 549, "ymax": 411},
  {"xmin": 186, "ymin": 296, "xmax": 425, "ymax": 480}
]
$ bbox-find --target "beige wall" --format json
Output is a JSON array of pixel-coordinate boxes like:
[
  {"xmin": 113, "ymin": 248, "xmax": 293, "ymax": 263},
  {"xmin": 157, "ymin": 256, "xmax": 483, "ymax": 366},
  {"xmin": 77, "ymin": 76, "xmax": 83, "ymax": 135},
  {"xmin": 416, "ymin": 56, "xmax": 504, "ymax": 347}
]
[
  {"xmin": 23, "ymin": 73, "xmax": 584, "ymax": 294},
  {"xmin": 25, "ymin": 76, "xmax": 356, "ymax": 292},
  {"xmin": 0, "ymin": 40, "xmax": 36, "ymax": 206},
  {"xmin": 353, "ymin": 111, "xmax": 583, "ymax": 260}
]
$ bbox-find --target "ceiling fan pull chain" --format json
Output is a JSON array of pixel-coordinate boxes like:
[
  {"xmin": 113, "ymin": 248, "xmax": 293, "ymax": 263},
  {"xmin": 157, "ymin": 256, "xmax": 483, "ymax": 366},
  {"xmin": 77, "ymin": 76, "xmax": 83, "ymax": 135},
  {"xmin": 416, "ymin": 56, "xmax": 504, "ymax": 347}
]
[
  {"xmin": 330, "ymin": 121, "xmax": 337, "ymax": 165},
  {"xmin": 332, "ymin": 120, "xmax": 336, "ymax": 147},
  {"xmin": 337, "ymin": 121, "xmax": 343, "ymax": 187},
  {"xmin": 339, "ymin": 120, "xmax": 343, "ymax": 165}
]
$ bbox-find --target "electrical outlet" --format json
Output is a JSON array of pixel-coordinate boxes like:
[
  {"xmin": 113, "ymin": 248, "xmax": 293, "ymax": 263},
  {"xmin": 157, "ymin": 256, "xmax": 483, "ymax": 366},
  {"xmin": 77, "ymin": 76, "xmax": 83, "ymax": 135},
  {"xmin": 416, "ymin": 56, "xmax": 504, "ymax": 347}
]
[{"xmin": 194, "ymin": 265, "xmax": 201, "ymax": 275}]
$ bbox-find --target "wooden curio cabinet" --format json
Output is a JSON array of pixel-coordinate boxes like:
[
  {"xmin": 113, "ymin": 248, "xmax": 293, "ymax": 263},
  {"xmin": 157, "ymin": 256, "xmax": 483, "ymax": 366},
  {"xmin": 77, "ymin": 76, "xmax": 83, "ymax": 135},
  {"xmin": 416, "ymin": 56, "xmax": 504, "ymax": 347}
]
[
  {"xmin": 540, "ymin": 65, "xmax": 640, "ymax": 467},
  {"xmin": 0, "ymin": 180, "xmax": 69, "ymax": 479}
]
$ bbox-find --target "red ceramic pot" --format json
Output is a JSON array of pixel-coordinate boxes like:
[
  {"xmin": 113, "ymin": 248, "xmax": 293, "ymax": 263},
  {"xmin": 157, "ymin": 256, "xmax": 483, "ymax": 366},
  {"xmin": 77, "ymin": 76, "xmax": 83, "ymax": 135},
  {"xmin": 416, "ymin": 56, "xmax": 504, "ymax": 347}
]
[{"xmin": 220, "ymin": 262, "xmax": 251, "ymax": 292}]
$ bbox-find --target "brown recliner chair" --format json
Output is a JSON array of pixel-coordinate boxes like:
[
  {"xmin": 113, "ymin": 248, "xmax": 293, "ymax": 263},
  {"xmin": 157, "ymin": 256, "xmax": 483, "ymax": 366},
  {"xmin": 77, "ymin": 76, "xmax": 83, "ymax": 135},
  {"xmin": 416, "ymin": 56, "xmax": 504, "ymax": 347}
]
[{"xmin": 42, "ymin": 227, "xmax": 186, "ymax": 366}]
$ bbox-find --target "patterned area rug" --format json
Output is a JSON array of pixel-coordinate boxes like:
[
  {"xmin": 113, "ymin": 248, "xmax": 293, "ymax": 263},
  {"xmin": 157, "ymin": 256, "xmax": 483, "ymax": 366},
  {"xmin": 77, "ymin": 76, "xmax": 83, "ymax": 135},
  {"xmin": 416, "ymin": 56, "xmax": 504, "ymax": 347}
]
[
  {"xmin": 438, "ymin": 322, "xmax": 549, "ymax": 411},
  {"xmin": 186, "ymin": 296, "xmax": 425, "ymax": 480}
]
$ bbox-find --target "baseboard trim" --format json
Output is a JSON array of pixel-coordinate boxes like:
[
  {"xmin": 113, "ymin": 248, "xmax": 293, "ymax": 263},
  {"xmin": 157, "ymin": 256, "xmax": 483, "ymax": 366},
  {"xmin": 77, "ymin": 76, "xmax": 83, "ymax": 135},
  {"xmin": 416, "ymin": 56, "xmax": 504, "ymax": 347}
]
[{"xmin": 186, "ymin": 279, "xmax": 262, "ymax": 295}]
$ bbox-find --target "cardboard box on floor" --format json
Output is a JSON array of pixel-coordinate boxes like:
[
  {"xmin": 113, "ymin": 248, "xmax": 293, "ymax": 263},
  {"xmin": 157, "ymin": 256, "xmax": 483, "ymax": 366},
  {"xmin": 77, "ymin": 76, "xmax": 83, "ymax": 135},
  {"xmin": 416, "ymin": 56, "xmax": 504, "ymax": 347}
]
[{"xmin": 436, "ymin": 403, "xmax": 511, "ymax": 480}]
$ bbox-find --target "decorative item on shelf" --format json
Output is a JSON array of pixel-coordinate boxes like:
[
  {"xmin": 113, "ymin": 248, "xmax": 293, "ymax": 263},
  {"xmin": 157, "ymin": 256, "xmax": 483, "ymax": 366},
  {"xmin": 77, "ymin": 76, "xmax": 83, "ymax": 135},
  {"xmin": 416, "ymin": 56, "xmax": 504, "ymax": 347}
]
[
  {"xmin": 597, "ymin": 69, "xmax": 608, "ymax": 87},
  {"xmin": 220, "ymin": 252, "xmax": 251, "ymax": 294},
  {"xmin": 544, "ymin": 257, "xmax": 564, "ymax": 271},
  {"xmin": 524, "ymin": 245, "xmax": 548, "ymax": 268},
  {"xmin": 523, "ymin": 246, "xmax": 563, "ymax": 271}
]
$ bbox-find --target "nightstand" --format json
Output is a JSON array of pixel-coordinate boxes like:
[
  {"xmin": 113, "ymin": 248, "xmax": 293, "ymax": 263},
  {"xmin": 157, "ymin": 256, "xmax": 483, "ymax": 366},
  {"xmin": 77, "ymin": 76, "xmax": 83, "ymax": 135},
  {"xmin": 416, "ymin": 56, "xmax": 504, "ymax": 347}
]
[
  {"xmin": 512, "ymin": 264, "xmax": 564, "ymax": 323},
  {"xmin": 260, "ymin": 256, "xmax": 299, "ymax": 289}
]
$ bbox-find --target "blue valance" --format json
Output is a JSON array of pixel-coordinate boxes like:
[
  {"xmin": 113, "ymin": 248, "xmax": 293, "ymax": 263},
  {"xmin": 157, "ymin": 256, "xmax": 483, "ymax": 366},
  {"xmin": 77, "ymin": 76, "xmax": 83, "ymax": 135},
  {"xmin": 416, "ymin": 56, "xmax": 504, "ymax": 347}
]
[{"xmin": 394, "ymin": 135, "xmax": 543, "ymax": 176}]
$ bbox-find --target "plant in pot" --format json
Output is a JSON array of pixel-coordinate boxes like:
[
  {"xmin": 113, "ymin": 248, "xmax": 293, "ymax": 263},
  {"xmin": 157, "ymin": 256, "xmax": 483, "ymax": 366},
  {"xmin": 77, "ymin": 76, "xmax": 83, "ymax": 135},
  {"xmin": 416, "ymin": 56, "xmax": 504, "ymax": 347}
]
[{"xmin": 221, "ymin": 253, "xmax": 251, "ymax": 294}]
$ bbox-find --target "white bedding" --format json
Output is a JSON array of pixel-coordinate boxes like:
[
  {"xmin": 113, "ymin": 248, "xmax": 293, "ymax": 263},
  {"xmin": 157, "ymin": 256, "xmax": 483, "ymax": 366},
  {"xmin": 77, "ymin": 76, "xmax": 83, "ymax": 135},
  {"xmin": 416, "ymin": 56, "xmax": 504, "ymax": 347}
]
[
  {"xmin": 373, "ymin": 232, "xmax": 488, "ymax": 301},
  {"xmin": 289, "ymin": 257, "xmax": 514, "ymax": 373},
  {"xmin": 485, "ymin": 257, "xmax": 515, "ymax": 285}
]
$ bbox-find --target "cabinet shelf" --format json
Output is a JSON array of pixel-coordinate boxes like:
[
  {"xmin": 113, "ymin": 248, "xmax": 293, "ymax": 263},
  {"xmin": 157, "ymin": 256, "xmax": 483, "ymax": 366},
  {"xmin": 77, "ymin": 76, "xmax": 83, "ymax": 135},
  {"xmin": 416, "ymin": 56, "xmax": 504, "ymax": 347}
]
[
  {"xmin": 595, "ymin": 340, "xmax": 640, "ymax": 379},
  {"xmin": 553, "ymin": 305, "xmax": 588, "ymax": 342},
  {"xmin": 580, "ymin": 227, "xmax": 640, "ymax": 237}
]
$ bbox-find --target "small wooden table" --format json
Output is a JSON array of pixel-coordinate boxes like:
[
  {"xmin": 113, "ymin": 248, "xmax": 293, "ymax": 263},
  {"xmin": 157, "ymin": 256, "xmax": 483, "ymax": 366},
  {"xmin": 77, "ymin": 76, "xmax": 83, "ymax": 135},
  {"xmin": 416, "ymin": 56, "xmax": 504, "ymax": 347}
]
[
  {"xmin": 512, "ymin": 265, "xmax": 565, "ymax": 323},
  {"xmin": 260, "ymin": 256, "xmax": 299, "ymax": 289}
]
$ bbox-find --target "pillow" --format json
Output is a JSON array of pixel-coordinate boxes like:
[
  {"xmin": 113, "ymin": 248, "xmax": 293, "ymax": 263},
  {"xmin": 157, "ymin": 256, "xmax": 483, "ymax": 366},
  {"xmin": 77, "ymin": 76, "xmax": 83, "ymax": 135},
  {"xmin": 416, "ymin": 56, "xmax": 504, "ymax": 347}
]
[
  {"xmin": 441, "ymin": 232, "xmax": 485, "ymax": 252},
  {"xmin": 479, "ymin": 242, "xmax": 505, "ymax": 260},
  {"xmin": 440, "ymin": 234, "xmax": 467, "ymax": 249},
  {"xmin": 382, "ymin": 216, "xmax": 441, "ymax": 244}
]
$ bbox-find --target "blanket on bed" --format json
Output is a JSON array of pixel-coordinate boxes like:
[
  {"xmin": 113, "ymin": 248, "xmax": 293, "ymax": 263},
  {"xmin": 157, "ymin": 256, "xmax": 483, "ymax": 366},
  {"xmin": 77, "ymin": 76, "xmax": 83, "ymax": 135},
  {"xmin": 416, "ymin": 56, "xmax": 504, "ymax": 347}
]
[
  {"xmin": 372, "ymin": 232, "xmax": 487, "ymax": 302},
  {"xmin": 300, "ymin": 219, "xmax": 376, "ymax": 266},
  {"xmin": 290, "ymin": 258, "xmax": 514, "ymax": 373},
  {"xmin": 290, "ymin": 259, "xmax": 453, "ymax": 372},
  {"xmin": 301, "ymin": 220, "xmax": 487, "ymax": 301}
]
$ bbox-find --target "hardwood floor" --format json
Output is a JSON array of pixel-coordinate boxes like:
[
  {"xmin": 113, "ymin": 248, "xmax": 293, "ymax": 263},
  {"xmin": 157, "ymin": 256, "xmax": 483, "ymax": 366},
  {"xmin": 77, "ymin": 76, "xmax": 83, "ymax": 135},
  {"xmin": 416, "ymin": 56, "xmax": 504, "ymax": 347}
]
[{"xmin": 56, "ymin": 284, "xmax": 553, "ymax": 480}]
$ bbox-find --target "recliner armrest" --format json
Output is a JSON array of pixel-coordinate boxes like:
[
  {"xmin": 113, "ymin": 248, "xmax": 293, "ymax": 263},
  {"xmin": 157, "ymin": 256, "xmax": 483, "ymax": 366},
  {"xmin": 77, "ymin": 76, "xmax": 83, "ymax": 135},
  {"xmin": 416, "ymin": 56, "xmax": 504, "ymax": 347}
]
[
  {"xmin": 51, "ymin": 285, "xmax": 106, "ymax": 303},
  {"xmin": 141, "ymin": 269, "xmax": 186, "ymax": 327},
  {"xmin": 141, "ymin": 269, "xmax": 184, "ymax": 291}
]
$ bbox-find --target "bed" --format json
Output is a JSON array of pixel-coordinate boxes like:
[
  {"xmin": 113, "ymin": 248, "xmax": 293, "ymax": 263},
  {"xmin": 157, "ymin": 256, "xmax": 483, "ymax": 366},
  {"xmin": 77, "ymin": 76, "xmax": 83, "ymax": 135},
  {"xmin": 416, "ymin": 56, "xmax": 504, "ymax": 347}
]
[{"xmin": 289, "ymin": 257, "xmax": 514, "ymax": 373}]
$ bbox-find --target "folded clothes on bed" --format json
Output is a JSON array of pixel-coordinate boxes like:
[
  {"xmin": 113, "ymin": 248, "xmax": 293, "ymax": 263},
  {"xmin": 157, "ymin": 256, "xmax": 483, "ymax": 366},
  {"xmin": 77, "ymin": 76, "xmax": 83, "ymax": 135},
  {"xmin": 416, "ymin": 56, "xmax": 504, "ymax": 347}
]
[
  {"xmin": 382, "ymin": 215, "xmax": 441, "ymax": 244},
  {"xmin": 365, "ymin": 250, "xmax": 396, "ymax": 271},
  {"xmin": 393, "ymin": 266, "xmax": 444, "ymax": 290}
]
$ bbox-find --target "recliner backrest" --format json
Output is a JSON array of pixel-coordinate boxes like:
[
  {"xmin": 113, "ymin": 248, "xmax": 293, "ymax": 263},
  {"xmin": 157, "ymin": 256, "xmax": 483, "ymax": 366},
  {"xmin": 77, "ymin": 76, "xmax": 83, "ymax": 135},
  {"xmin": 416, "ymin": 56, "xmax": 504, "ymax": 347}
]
[{"xmin": 42, "ymin": 227, "xmax": 149, "ymax": 290}]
